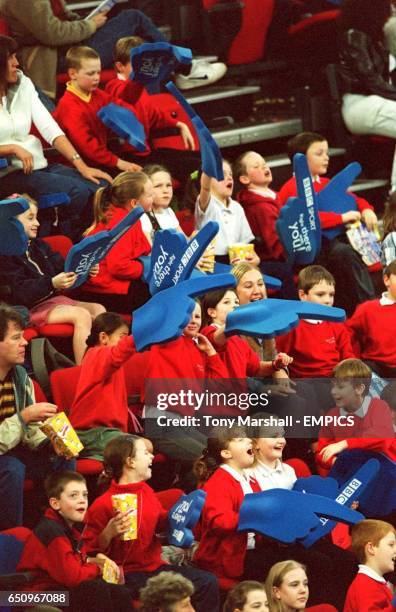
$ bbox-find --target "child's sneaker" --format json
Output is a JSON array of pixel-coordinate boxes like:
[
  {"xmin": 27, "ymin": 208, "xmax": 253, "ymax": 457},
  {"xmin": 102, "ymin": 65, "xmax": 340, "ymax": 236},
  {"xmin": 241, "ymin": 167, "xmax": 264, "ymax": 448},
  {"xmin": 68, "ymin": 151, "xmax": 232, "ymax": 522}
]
[{"xmin": 175, "ymin": 59, "xmax": 227, "ymax": 90}]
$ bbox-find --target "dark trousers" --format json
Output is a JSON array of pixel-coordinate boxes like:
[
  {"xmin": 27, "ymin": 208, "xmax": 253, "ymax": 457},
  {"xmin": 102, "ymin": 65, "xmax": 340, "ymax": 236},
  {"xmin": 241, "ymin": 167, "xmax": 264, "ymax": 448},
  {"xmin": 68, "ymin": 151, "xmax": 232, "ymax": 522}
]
[{"xmin": 69, "ymin": 578, "xmax": 132, "ymax": 612}]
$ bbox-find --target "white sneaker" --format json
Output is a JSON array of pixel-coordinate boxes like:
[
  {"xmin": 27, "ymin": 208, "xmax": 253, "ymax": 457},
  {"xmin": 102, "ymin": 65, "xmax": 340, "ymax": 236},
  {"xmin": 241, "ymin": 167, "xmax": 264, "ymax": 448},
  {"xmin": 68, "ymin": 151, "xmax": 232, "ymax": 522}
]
[{"xmin": 175, "ymin": 59, "xmax": 227, "ymax": 90}]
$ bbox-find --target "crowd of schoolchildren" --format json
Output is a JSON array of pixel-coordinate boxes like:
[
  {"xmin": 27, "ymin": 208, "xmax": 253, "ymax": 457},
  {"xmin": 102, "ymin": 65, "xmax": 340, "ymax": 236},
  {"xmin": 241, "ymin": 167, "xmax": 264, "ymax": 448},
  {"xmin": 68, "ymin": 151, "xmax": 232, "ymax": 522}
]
[{"xmin": 1, "ymin": 0, "xmax": 396, "ymax": 610}]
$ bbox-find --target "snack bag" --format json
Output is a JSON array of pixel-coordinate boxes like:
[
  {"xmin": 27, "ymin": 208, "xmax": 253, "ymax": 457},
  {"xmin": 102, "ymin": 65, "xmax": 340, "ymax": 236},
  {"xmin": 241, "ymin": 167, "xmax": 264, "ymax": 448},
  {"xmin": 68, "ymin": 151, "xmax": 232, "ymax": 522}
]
[
  {"xmin": 198, "ymin": 237, "xmax": 216, "ymax": 273},
  {"xmin": 228, "ymin": 242, "xmax": 254, "ymax": 263},
  {"xmin": 102, "ymin": 559, "xmax": 125, "ymax": 584},
  {"xmin": 112, "ymin": 493, "xmax": 138, "ymax": 541},
  {"xmin": 40, "ymin": 411, "xmax": 83, "ymax": 459}
]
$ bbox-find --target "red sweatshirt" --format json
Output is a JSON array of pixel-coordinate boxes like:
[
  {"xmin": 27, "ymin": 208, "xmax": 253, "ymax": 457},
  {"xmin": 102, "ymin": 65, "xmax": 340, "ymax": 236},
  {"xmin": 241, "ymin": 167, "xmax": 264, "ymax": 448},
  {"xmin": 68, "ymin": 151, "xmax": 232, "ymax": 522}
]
[
  {"xmin": 105, "ymin": 78, "xmax": 180, "ymax": 155},
  {"xmin": 84, "ymin": 479, "xmax": 167, "ymax": 573},
  {"xmin": 17, "ymin": 507, "xmax": 100, "ymax": 590},
  {"xmin": 276, "ymin": 320, "xmax": 355, "ymax": 378},
  {"xmin": 316, "ymin": 398, "xmax": 396, "ymax": 474},
  {"xmin": 69, "ymin": 335, "xmax": 136, "ymax": 431},
  {"xmin": 237, "ymin": 188, "xmax": 285, "ymax": 261},
  {"xmin": 278, "ymin": 176, "xmax": 373, "ymax": 230},
  {"xmin": 344, "ymin": 572, "xmax": 394, "ymax": 612},
  {"xmin": 201, "ymin": 324, "xmax": 260, "ymax": 378},
  {"xmin": 346, "ymin": 299, "xmax": 396, "ymax": 367},
  {"xmin": 194, "ymin": 467, "xmax": 260, "ymax": 580},
  {"xmin": 83, "ymin": 206, "xmax": 151, "ymax": 295}
]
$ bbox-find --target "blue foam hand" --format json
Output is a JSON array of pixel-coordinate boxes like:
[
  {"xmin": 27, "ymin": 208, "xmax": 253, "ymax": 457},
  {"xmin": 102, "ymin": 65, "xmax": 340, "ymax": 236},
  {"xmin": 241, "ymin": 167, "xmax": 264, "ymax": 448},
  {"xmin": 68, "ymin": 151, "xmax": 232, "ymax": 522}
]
[
  {"xmin": 130, "ymin": 42, "xmax": 192, "ymax": 91},
  {"xmin": 0, "ymin": 196, "xmax": 29, "ymax": 255},
  {"xmin": 225, "ymin": 298, "xmax": 345, "ymax": 339},
  {"xmin": 166, "ymin": 81, "xmax": 224, "ymax": 180},
  {"xmin": 145, "ymin": 221, "xmax": 219, "ymax": 295},
  {"xmin": 98, "ymin": 103, "xmax": 147, "ymax": 152},
  {"xmin": 276, "ymin": 153, "xmax": 321, "ymax": 266},
  {"xmin": 168, "ymin": 490, "xmax": 207, "ymax": 548},
  {"xmin": 317, "ymin": 162, "xmax": 361, "ymax": 240},
  {"xmin": 64, "ymin": 205, "xmax": 144, "ymax": 288},
  {"xmin": 132, "ymin": 272, "xmax": 235, "ymax": 351},
  {"xmin": 294, "ymin": 459, "xmax": 379, "ymax": 547},
  {"xmin": 0, "ymin": 158, "xmax": 8, "ymax": 168},
  {"xmin": 238, "ymin": 489, "xmax": 364, "ymax": 544},
  {"xmin": 38, "ymin": 192, "xmax": 71, "ymax": 210}
]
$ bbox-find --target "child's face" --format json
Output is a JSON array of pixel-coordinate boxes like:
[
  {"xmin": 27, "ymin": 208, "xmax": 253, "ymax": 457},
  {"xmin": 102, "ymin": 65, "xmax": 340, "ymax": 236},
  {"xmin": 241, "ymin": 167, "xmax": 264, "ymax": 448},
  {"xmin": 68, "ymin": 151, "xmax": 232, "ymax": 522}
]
[
  {"xmin": 17, "ymin": 203, "xmax": 39, "ymax": 240},
  {"xmin": 239, "ymin": 589, "xmax": 269, "ymax": 612},
  {"xmin": 183, "ymin": 302, "xmax": 202, "ymax": 338},
  {"xmin": 384, "ymin": 273, "xmax": 396, "ymax": 301},
  {"xmin": 273, "ymin": 568, "xmax": 309, "ymax": 610},
  {"xmin": 130, "ymin": 437, "xmax": 154, "ymax": 481},
  {"xmin": 299, "ymin": 280, "xmax": 335, "ymax": 306},
  {"xmin": 208, "ymin": 290, "xmax": 239, "ymax": 325},
  {"xmin": 136, "ymin": 179, "xmax": 154, "ymax": 212},
  {"xmin": 331, "ymin": 380, "xmax": 365, "ymax": 412},
  {"xmin": 100, "ymin": 324, "xmax": 129, "ymax": 347},
  {"xmin": 241, "ymin": 152, "xmax": 272, "ymax": 188},
  {"xmin": 306, "ymin": 140, "xmax": 329, "ymax": 177},
  {"xmin": 254, "ymin": 436, "xmax": 286, "ymax": 466},
  {"xmin": 71, "ymin": 58, "xmax": 101, "ymax": 93},
  {"xmin": 222, "ymin": 436, "xmax": 254, "ymax": 470},
  {"xmin": 236, "ymin": 270, "xmax": 267, "ymax": 304},
  {"xmin": 371, "ymin": 530, "xmax": 396, "ymax": 575},
  {"xmin": 50, "ymin": 480, "xmax": 88, "ymax": 524},
  {"xmin": 211, "ymin": 162, "xmax": 234, "ymax": 202},
  {"xmin": 150, "ymin": 170, "xmax": 173, "ymax": 209},
  {"xmin": 116, "ymin": 60, "xmax": 132, "ymax": 79}
]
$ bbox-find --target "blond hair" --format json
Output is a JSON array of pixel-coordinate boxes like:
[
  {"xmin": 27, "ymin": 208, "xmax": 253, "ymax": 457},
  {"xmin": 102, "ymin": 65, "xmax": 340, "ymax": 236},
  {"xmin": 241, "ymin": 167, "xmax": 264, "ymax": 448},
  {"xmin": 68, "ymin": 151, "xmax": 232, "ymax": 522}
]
[
  {"xmin": 333, "ymin": 358, "xmax": 372, "ymax": 395},
  {"xmin": 114, "ymin": 36, "xmax": 144, "ymax": 65},
  {"xmin": 265, "ymin": 560, "xmax": 307, "ymax": 612},
  {"xmin": 66, "ymin": 46, "xmax": 99, "ymax": 70}
]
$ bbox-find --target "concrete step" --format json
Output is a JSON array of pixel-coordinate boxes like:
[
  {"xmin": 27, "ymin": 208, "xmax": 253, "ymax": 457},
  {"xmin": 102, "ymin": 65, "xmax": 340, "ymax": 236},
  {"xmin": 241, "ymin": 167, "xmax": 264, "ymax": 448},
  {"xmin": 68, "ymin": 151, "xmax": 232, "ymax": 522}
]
[
  {"xmin": 185, "ymin": 84, "xmax": 260, "ymax": 106},
  {"xmin": 212, "ymin": 117, "xmax": 302, "ymax": 148}
]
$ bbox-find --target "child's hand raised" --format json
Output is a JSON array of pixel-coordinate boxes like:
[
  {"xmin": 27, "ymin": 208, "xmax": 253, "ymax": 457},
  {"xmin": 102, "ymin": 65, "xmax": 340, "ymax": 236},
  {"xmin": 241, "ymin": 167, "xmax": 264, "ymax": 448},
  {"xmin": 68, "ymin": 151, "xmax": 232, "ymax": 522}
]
[{"xmin": 195, "ymin": 332, "xmax": 217, "ymax": 356}]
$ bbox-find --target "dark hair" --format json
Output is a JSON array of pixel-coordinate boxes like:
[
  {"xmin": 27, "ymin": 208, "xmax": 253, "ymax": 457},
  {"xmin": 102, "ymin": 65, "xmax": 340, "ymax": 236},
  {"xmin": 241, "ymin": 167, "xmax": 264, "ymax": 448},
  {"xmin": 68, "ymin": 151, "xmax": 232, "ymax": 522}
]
[
  {"xmin": 0, "ymin": 36, "xmax": 18, "ymax": 92},
  {"xmin": 339, "ymin": 0, "xmax": 391, "ymax": 41},
  {"xmin": 298, "ymin": 265, "xmax": 335, "ymax": 293},
  {"xmin": 101, "ymin": 434, "xmax": 142, "ymax": 484},
  {"xmin": 86, "ymin": 312, "xmax": 128, "ymax": 348},
  {"xmin": 44, "ymin": 470, "xmax": 86, "ymax": 500},
  {"xmin": 200, "ymin": 288, "xmax": 238, "ymax": 328},
  {"xmin": 140, "ymin": 571, "xmax": 194, "ymax": 612},
  {"xmin": 287, "ymin": 132, "xmax": 327, "ymax": 162},
  {"xmin": 382, "ymin": 192, "xmax": 396, "ymax": 240},
  {"xmin": 0, "ymin": 304, "xmax": 25, "ymax": 341},
  {"xmin": 384, "ymin": 260, "xmax": 396, "ymax": 278},
  {"xmin": 193, "ymin": 426, "xmax": 247, "ymax": 484},
  {"xmin": 223, "ymin": 581, "xmax": 267, "ymax": 612}
]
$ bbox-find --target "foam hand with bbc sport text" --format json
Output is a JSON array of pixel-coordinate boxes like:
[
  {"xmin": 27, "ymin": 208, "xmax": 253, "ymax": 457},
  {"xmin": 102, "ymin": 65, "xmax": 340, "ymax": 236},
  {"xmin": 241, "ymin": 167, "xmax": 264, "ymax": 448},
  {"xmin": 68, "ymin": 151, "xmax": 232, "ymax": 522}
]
[
  {"xmin": 168, "ymin": 490, "xmax": 207, "ymax": 548},
  {"xmin": 130, "ymin": 42, "xmax": 192, "ymax": 90},
  {"xmin": 238, "ymin": 489, "xmax": 364, "ymax": 544},
  {"xmin": 225, "ymin": 298, "xmax": 345, "ymax": 339},
  {"xmin": 276, "ymin": 153, "xmax": 321, "ymax": 266},
  {"xmin": 132, "ymin": 273, "xmax": 235, "ymax": 351},
  {"xmin": 0, "ymin": 195, "xmax": 29, "ymax": 255},
  {"xmin": 166, "ymin": 82, "xmax": 224, "ymax": 181}
]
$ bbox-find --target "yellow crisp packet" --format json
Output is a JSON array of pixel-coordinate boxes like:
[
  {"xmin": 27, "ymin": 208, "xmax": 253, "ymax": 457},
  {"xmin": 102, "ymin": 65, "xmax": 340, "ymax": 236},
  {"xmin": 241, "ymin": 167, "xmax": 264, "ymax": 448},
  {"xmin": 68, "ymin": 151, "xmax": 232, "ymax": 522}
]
[
  {"xmin": 40, "ymin": 411, "xmax": 83, "ymax": 459},
  {"xmin": 228, "ymin": 242, "xmax": 254, "ymax": 263},
  {"xmin": 112, "ymin": 493, "xmax": 138, "ymax": 541},
  {"xmin": 102, "ymin": 559, "xmax": 123, "ymax": 584}
]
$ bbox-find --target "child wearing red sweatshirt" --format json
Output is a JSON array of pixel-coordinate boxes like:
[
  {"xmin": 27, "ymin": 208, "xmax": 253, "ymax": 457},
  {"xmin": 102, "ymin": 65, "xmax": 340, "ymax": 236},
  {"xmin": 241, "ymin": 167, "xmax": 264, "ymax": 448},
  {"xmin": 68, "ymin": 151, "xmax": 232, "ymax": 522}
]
[
  {"xmin": 84, "ymin": 434, "xmax": 219, "ymax": 612},
  {"xmin": 346, "ymin": 260, "xmax": 396, "ymax": 379},
  {"xmin": 17, "ymin": 471, "xmax": 132, "ymax": 612},
  {"xmin": 344, "ymin": 520, "xmax": 396, "ymax": 612},
  {"xmin": 315, "ymin": 359, "xmax": 396, "ymax": 476},
  {"xmin": 278, "ymin": 132, "xmax": 377, "ymax": 315}
]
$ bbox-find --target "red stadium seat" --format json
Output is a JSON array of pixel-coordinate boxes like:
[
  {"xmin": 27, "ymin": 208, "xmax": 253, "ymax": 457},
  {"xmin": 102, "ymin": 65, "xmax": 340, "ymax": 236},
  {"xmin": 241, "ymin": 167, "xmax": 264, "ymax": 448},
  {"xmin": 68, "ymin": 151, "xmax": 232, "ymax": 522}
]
[
  {"xmin": 42, "ymin": 235, "xmax": 73, "ymax": 260},
  {"xmin": 23, "ymin": 328, "xmax": 38, "ymax": 342},
  {"xmin": 176, "ymin": 210, "xmax": 195, "ymax": 237},
  {"xmin": 0, "ymin": 15, "xmax": 10, "ymax": 36},
  {"xmin": 50, "ymin": 365, "xmax": 81, "ymax": 413}
]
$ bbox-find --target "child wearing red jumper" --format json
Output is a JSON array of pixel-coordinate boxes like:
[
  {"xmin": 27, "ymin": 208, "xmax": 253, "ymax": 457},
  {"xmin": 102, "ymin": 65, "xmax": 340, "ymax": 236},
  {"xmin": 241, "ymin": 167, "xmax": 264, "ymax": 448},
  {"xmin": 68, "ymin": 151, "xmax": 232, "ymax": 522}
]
[
  {"xmin": 344, "ymin": 519, "xmax": 396, "ymax": 612},
  {"xmin": 346, "ymin": 260, "xmax": 396, "ymax": 379},
  {"xmin": 79, "ymin": 171, "xmax": 152, "ymax": 313},
  {"xmin": 84, "ymin": 434, "xmax": 219, "ymax": 612},
  {"xmin": 316, "ymin": 359, "xmax": 396, "ymax": 476},
  {"xmin": 69, "ymin": 313, "xmax": 139, "ymax": 461},
  {"xmin": 278, "ymin": 132, "xmax": 376, "ymax": 315},
  {"xmin": 17, "ymin": 471, "xmax": 132, "ymax": 612}
]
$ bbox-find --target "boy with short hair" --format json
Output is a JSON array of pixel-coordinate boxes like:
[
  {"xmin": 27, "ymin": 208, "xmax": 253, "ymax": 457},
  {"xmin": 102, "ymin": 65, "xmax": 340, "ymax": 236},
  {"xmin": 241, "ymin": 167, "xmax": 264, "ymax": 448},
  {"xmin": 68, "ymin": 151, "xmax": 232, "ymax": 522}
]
[
  {"xmin": 315, "ymin": 359, "xmax": 396, "ymax": 475},
  {"xmin": 347, "ymin": 259, "xmax": 396, "ymax": 378},
  {"xmin": 17, "ymin": 470, "xmax": 132, "ymax": 612},
  {"xmin": 344, "ymin": 519, "xmax": 396, "ymax": 612},
  {"xmin": 277, "ymin": 131, "xmax": 377, "ymax": 315},
  {"xmin": 276, "ymin": 265, "xmax": 355, "ymax": 378}
]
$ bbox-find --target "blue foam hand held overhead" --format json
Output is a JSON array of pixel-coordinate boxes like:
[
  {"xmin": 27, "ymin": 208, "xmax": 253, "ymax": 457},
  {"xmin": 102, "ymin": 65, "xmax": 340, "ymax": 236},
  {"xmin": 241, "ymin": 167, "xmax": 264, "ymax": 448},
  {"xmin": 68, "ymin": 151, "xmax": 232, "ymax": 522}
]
[
  {"xmin": 294, "ymin": 459, "xmax": 379, "ymax": 548},
  {"xmin": 276, "ymin": 153, "xmax": 321, "ymax": 266},
  {"xmin": 0, "ymin": 196, "xmax": 29, "ymax": 255},
  {"xmin": 225, "ymin": 299, "xmax": 345, "ymax": 339},
  {"xmin": 130, "ymin": 42, "xmax": 192, "ymax": 90},
  {"xmin": 38, "ymin": 192, "xmax": 71, "ymax": 210},
  {"xmin": 146, "ymin": 222, "xmax": 219, "ymax": 294},
  {"xmin": 132, "ymin": 272, "xmax": 235, "ymax": 351},
  {"xmin": 238, "ymin": 489, "xmax": 364, "ymax": 544},
  {"xmin": 168, "ymin": 490, "xmax": 207, "ymax": 548},
  {"xmin": 166, "ymin": 81, "xmax": 224, "ymax": 181},
  {"xmin": 317, "ymin": 162, "xmax": 361, "ymax": 240},
  {"xmin": 64, "ymin": 205, "xmax": 144, "ymax": 288},
  {"xmin": 98, "ymin": 103, "xmax": 147, "ymax": 152}
]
